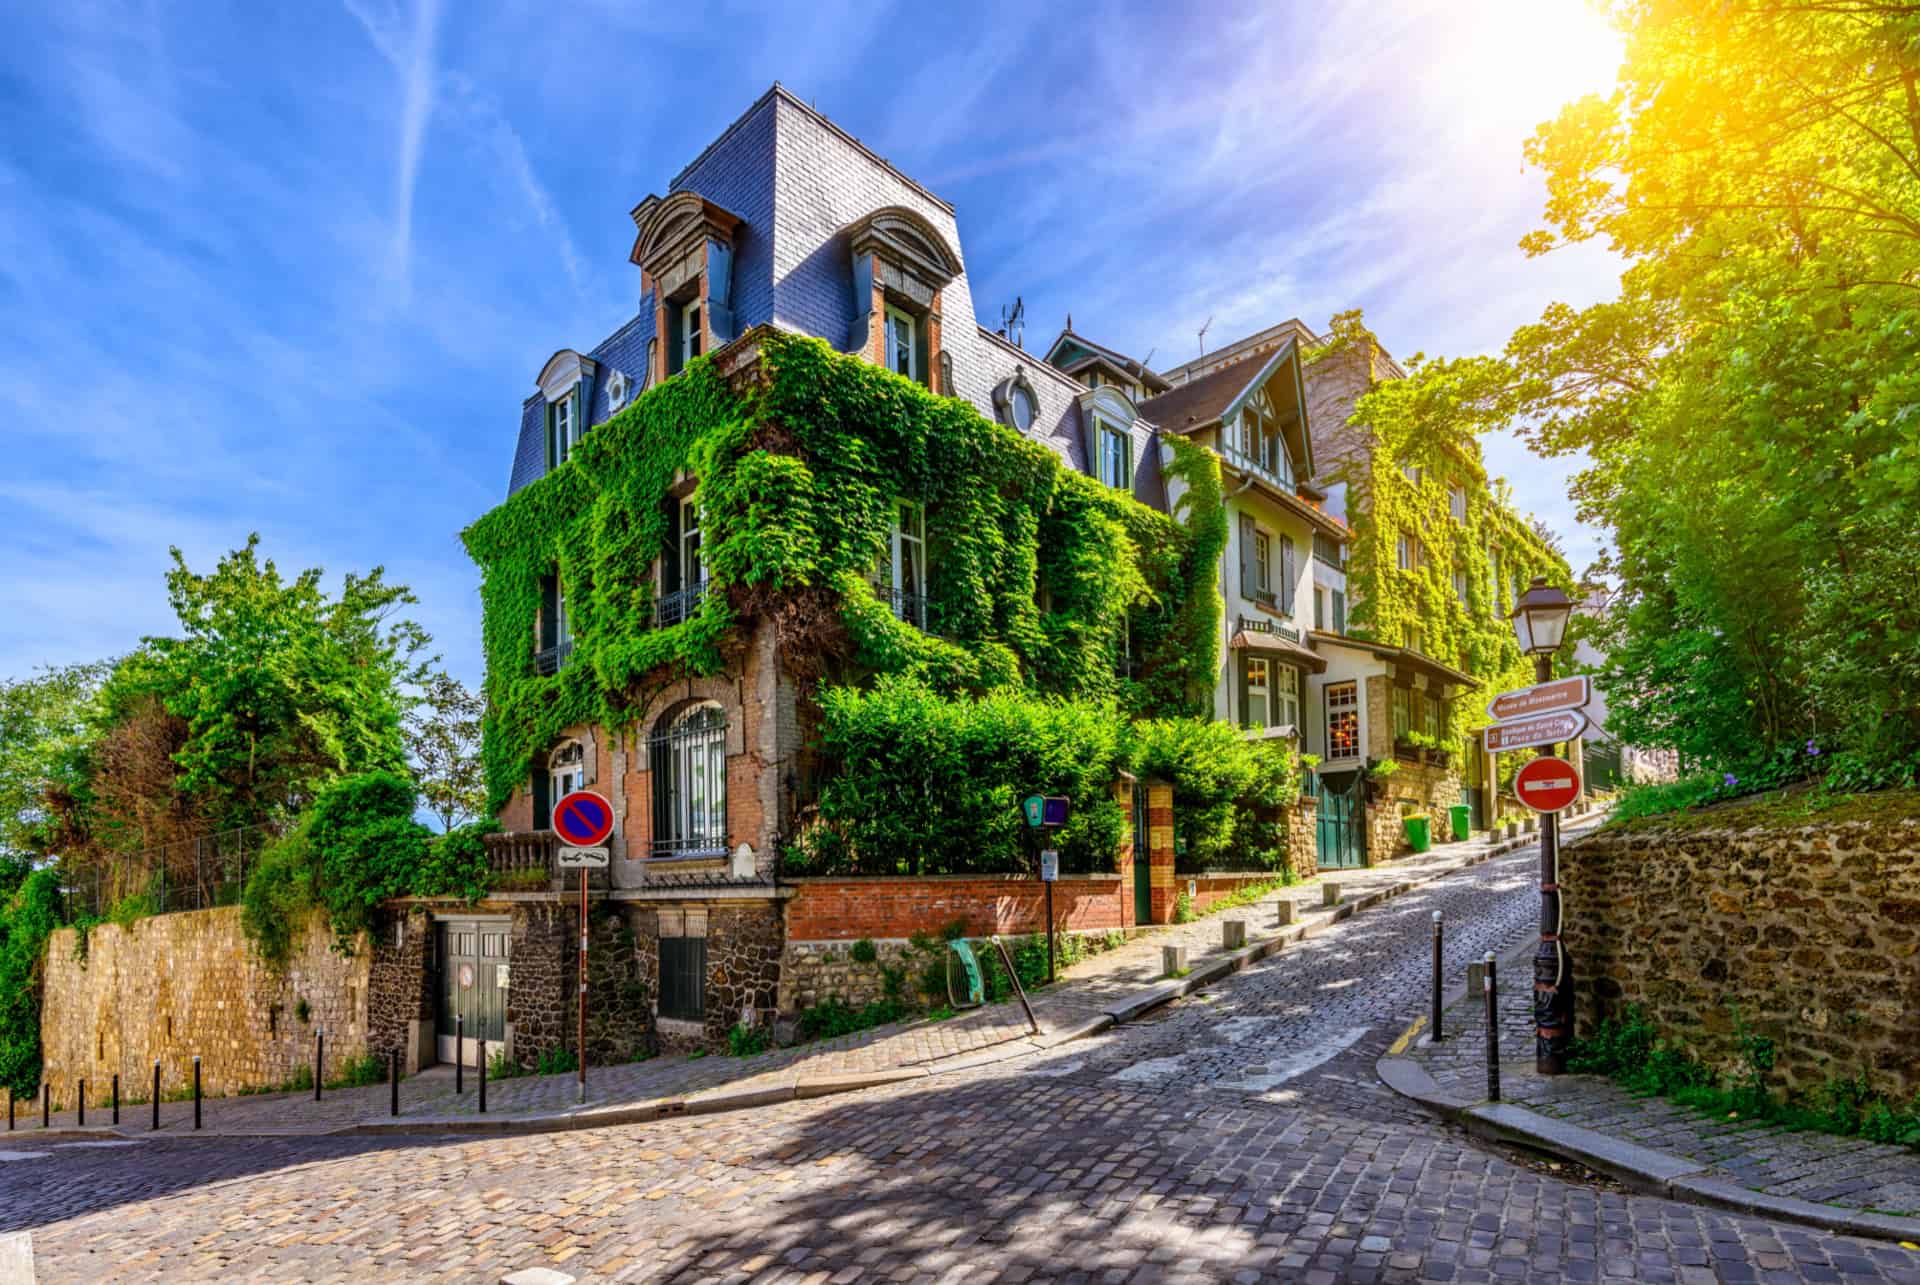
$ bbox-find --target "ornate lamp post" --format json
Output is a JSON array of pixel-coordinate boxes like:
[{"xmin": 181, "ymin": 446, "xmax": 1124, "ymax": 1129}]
[{"xmin": 1511, "ymin": 577, "xmax": 1576, "ymax": 1075}]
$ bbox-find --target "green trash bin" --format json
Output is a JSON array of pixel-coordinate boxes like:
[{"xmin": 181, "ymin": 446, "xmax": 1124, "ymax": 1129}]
[
  {"xmin": 1449, "ymin": 804, "xmax": 1472, "ymax": 842},
  {"xmin": 1403, "ymin": 815, "xmax": 1431, "ymax": 853}
]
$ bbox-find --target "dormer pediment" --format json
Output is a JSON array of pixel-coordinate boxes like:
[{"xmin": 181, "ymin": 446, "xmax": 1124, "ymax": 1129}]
[
  {"xmin": 537, "ymin": 349, "xmax": 597, "ymax": 403},
  {"xmin": 844, "ymin": 205, "xmax": 960, "ymax": 289},
  {"xmin": 628, "ymin": 190, "xmax": 745, "ymax": 277}
]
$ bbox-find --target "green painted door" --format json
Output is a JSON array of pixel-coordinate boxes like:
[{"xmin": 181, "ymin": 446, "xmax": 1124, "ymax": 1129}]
[
  {"xmin": 1132, "ymin": 785, "xmax": 1152, "ymax": 923},
  {"xmin": 1315, "ymin": 774, "xmax": 1366, "ymax": 869}
]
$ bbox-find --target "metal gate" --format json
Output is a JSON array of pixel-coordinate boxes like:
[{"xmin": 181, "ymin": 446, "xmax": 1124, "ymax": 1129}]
[
  {"xmin": 1314, "ymin": 773, "xmax": 1366, "ymax": 869},
  {"xmin": 1131, "ymin": 784, "xmax": 1152, "ymax": 924},
  {"xmin": 436, "ymin": 919, "xmax": 509, "ymax": 1067}
]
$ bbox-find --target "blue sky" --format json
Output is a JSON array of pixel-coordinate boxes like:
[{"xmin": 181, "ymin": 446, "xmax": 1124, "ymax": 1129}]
[{"xmin": 0, "ymin": 0, "xmax": 1626, "ymax": 691}]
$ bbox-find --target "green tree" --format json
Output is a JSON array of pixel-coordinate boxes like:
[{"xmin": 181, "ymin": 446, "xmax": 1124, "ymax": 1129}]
[
  {"xmin": 0, "ymin": 663, "xmax": 109, "ymax": 861},
  {"xmin": 1503, "ymin": 1, "xmax": 1920, "ymax": 787},
  {"xmin": 407, "ymin": 672, "xmax": 486, "ymax": 832}
]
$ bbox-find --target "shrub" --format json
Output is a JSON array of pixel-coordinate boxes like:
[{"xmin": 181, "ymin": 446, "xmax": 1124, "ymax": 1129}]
[
  {"xmin": 0, "ymin": 869, "xmax": 62, "ymax": 1097},
  {"xmin": 415, "ymin": 820, "xmax": 497, "ymax": 903},
  {"xmin": 242, "ymin": 828, "xmax": 317, "ymax": 972},
  {"xmin": 487, "ymin": 1048, "xmax": 526, "ymax": 1080},
  {"xmin": 850, "ymin": 938, "xmax": 878, "ymax": 965},
  {"xmin": 797, "ymin": 996, "xmax": 909, "ymax": 1041},
  {"xmin": 1130, "ymin": 718, "xmax": 1303, "ymax": 872},
  {"xmin": 306, "ymin": 772, "xmax": 433, "ymax": 951},
  {"xmin": 727, "ymin": 1023, "xmax": 767, "ymax": 1058},
  {"xmin": 329, "ymin": 1053, "xmax": 385, "ymax": 1088},
  {"xmin": 787, "ymin": 678, "xmax": 1128, "ymax": 876}
]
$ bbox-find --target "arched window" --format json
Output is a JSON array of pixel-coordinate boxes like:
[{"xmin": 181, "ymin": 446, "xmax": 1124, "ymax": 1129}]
[{"xmin": 650, "ymin": 704, "xmax": 727, "ymax": 856}]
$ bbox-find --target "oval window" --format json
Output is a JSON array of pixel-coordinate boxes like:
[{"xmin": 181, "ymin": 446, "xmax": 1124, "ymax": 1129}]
[{"xmin": 1011, "ymin": 385, "xmax": 1036, "ymax": 431}]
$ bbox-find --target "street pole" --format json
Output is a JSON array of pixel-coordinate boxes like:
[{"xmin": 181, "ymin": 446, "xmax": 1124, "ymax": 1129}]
[
  {"xmin": 1533, "ymin": 652, "xmax": 1575, "ymax": 1075},
  {"xmin": 577, "ymin": 864, "xmax": 587, "ymax": 1105},
  {"xmin": 1044, "ymin": 876, "xmax": 1055, "ymax": 985}
]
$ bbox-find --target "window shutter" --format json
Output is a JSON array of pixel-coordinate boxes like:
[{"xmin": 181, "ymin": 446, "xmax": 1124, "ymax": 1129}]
[
  {"xmin": 532, "ymin": 769, "xmax": 551, "ymax": 833},
  {"xmin": 661, "ymin": 498, "xmax": 682, "ymax": 593},
  {"xmin": 539, "ymin": 575, "xmax": 558, "ymax": 651},
  {"xmin": 1236, "ymin": 654, "xmax": 1251, "ymax": 728},
  {"xmin": 914, "ymin": 319, "xmax": 931, "ymax": 389},
  {"xmin": 1238, "ymin": 514, "xmax": 1256, "ymax": 598},
  {"xmin": 650, "ymin": 733, "xmax": 671, "ymax": 850},
  {"xmin": 1122, "ymin": 431, "xmax": 1134, "ymax": 490},
  {"xmin": 572, "ymin": 382, "xmax": 587, "ymax": 445},
  {"xmin": 544, "ymin": 402, "xmax": 556, "ymax": 471},
  {"xmin": 1280, "ymin": 536, "xmax": 1297, "ymax": 616}
]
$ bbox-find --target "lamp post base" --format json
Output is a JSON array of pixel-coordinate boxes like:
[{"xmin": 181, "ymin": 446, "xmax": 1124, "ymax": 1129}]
[{"xmin": 1534, "ymin": 936, "xmax": 1575, "ymax": 1075}]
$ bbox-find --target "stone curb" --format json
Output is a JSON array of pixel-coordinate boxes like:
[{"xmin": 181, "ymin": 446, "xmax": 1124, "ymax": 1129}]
[
  {"xmin": 196, "ymin": 836, "xmax": 1534, "ymax": 1142},
  {"xmin": 1374, "ymin": 1056, "xmax": 1920, "ymax": 1244}
]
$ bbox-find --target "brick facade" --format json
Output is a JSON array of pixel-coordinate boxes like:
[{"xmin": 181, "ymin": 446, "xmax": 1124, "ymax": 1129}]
[{"xmin": 783, "ymin": 875, "xmax": 1128, "ymax": 942}]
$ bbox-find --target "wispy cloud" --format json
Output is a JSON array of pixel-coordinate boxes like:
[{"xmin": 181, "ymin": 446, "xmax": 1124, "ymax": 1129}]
[{"xmin": 344, "ymin": 0, "xmax": 444, "ymax": 306}]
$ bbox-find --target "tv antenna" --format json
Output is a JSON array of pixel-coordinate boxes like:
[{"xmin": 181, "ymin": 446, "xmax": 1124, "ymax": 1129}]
[
  {"xmin": 1197, "ymin": 315, "xmax": 1213, "ymax": 357},
  {"xmin": 1001, "ymin": 297, "xmax": 1026, "ymax": 349}
]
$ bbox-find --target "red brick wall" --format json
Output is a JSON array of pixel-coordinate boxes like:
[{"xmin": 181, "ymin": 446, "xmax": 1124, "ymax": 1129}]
[
  {"xmin": 785, "ymin": 875, "xmax": 1126, "ymax": 942},
  {"xmin": 1184, "ymin": 871, "xmax": 1289, "ymax": 917}
]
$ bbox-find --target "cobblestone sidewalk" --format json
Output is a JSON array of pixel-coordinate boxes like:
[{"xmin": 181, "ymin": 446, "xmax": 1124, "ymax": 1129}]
[
  {"xmin": 1407, "ymin": 935, "xmax": 1920, "ymax": 1220},
  {"xmin": 18, "ymin": 818, "xmax": 1558, "ymax": 1139}
]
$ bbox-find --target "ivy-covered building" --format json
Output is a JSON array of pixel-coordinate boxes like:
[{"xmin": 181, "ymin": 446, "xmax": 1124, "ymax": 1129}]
[
  {"xmin": 455, "ymin": 85, "xmax": 1225, "ymax": 1056},
  {"xmin": 1154, "ymin": 320, "xmax": 1574, "ymax": 838}
]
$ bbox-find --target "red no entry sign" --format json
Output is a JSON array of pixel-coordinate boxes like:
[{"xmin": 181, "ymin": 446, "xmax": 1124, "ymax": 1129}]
[
  {"xmin": 1514, "ymin": 757, "xmax": 1581, "ymax": 814},
  {"xmin": 553, "ymin": 790, "xmax": 614, "ymax": 846}
]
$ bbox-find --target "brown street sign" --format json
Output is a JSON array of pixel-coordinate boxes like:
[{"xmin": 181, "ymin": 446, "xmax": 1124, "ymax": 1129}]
[
  {"xmin": 1484, "ymin": 709, "xmax": 1588, "ymax": 753},
  {"xmin": 1486, "ymin": 675, "xmax": 1590, "ymax": 723}
]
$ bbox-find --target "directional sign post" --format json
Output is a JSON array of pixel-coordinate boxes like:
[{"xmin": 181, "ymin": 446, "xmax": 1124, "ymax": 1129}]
[
  {"xmin": 1484, "ymin": 709, "xmax": 1588, "ymax": 755},
  {"xmin": 1486, "ymin": 675, "xmax": 1590, "ymax": 724},
  {"xmin": 552, "ymin": 790, "xmax": 613, "ymax": 1104}
]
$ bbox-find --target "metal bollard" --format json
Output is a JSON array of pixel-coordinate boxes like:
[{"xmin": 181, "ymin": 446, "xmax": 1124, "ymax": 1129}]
[
  {"xmin": 112, "ymin": 1074, "xmax": 119, "ymax": 1125},
  {"xmin": 77, "ymin": 1078, "xmax": 84, "ymax": 1128},
  {"xmin": 193, "ymin": 1055, "xmax": 202, "ymax": 1130},
  {"xmin": 1431, "ymin": 912, "xmax": 1444, "ymax": 1044},
  {"xmin": 478, "ymin": 1037, "xmax": 487, "ymax": 1114},
  {"xmin": 1484, "ymin": 951, "xmax": 1501, "ymax": 1103},
  {"xmin": 455, "ymin": 1015, "xmax": 464, "ymax": 1095},
  {"xmin": 7, "ymin": 1088, "xmax": 12, "ymax": 1131},
  {"xmin": 152, "ymin": 1061, "xmax": 161, "ymax": 1131},
  {"xmin": 389, "ymin": 1049, "xmax": 400, "ymax": 1118},
  {"xmin": 314, "ymin": 1028, "xmax": 324, "ymax": 1102},
  {"xmin": 42, "ymin": 1083, "xmax": 49, "ymax": 1128}
]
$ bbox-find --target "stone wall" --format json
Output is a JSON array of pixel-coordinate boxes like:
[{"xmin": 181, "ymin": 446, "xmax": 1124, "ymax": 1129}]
[
  {"xmin": 39, "ymin": 908, "xmax": 369, "ymax": 1099},
  {"xmin": 1287, "ymin": 797, "xmax": 1317, "ymax": 881},
  {"xmin": 1564, "ymin": 810, "xmax": 1920, "ymax": 1099}
]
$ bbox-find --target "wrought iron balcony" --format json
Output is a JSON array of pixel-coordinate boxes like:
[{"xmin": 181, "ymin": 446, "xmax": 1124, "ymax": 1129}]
[
  {"xmin": 650, "ymin": 834, "xmax": 730, "ymax": 859},
  {"xmin": 533, "ymin": 640, "xmax": 574, "ymax": 676},
  {"xmin": 885, "ymin": 588, "xmax": 928, "ymax": 630},
  {"xmin": 654, "ymin": 583, "xmax": 707, "ymax": 628}
]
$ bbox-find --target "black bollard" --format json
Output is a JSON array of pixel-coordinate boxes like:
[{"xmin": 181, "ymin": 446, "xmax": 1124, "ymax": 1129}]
[
  {"xmin": 42, "ymin": 1082, "xmax": 49, "ymax": 1128},
  {"xmin": 455, "ymin": 1015, "xmax": 464, "ymax": 1095},
  {"xmin": 77, "ymin": 1078, "xmax": 84, "ymax": 1128},
  {"xmin": 389, "ymin": 1048, "xmax": 400, "ymax": 1118},
  {"xmin": 112, "ymin": 1074, "xmax": 119, "ymax": 1125},
  {"xmin": 1485, "ymin": 951, "xmax": 1501, "ymax": 1103},
  {"xmin": 151, "ymin": 1061, "xmax": 161, "ymax": 1131},
  {"xmin": 314, "ymin": 1028, "xmax": 324, "ymax": 1102},
  {"xmin": 1431, "ymin": 911, "xmax": 1445, "ymax": 1044},
  {"xmin": 193, "ymin": 1056, "xmax": 202, "ymax": 1130},
  {"xmin": 7, "ymin": 1088, "xmax": 12, "ymax": 1131},
  {"xmin": 478, "ymin": 1037, "xmax": 487, "ymax": 1114}
]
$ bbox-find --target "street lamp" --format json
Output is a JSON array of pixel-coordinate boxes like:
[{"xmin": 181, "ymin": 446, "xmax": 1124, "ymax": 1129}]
[{"xmin": 1509, "ymin": 576, "xmax": 1577, "ymax": 1076}]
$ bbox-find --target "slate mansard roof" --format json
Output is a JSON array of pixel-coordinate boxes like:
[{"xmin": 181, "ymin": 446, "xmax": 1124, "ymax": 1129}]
[{"xmin": 506, "ymin": 85, "xmax": 1161, "ymax": 511}]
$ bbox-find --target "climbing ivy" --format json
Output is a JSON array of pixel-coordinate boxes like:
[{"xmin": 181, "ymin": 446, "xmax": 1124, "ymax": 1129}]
[
  {"xmin": 1315, "ymin": 314, "xmax": 1573, "ymax": 756},
  {"xmin": 463, "ymin": 332, "xmax": 1224, "ymax": 812}
]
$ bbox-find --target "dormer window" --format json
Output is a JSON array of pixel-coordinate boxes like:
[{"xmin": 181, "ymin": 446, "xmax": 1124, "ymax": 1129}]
[
  {"xmin": 844, "ymin": 207, "xmax": 961, "ymax": 394},
  {"xmin": 552, "ymin": 395, "xmax": 576, "ymax": 464},
  {"xmin": 992, "ymin": 369, "xmax": 1040, "ymax": 433},
  {"xmin": 630, "ymin": 190, "xmax": 743, "ymax": 386},
  {"xmin": 536, "ymin": 349, "xmax": 596, "ymax": 475},
  {"xmin": 667, "ymin": 294, "xmax": 704, "ymax": 376},
  {"xmin": 885, "ymin": 306, "xmax": 917, "ymax": 381}
]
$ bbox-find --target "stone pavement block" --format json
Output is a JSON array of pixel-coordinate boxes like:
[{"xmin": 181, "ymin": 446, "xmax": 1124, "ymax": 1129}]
[{"xmin": 0, "ymin": 1231, "xmax": 31, "ymax": 1285}]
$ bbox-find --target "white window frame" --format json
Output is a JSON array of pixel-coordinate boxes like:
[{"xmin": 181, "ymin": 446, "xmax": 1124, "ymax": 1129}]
[
  {"xmin": 885, "ymin": 306, "xmax": 917, "ymax": 381},
  {"xmin": 891, "ymin": 499, "xmax": 927, "ymax": 626},
  {"xmin": 1449, "ymin": 483, "xmax": 1467, "ymax": 523},
  {"xmin": 1453, "ymin": 567, "xmax": 1469, "ymax": 609},
  {"xmin": 1407, "ymin": 624, "xmax": 1423, "ymax": 655},
  {"xmin": 1246, "ymin": 656, "xmax": 1271, "ymax": 729},
  {"xmin": 682, "ymin": 301, "xmax": 704, "ymax": 365},
  {"xmin": 1397, "ymin": 530, "xmax": 1414, "ymax": 571},
  {"xmin": 555, "ymin": 582, "xmax": 572, "ymax": 646},
  {"xmin": 1325, "ymin": 681, "xmax": 1360, "ymax": 760},
  {"xmin": 553, "ymin": 394, "xmax": 576, "ymax": 465},
  {"xmin": 1253, "ymin": 529, "xmax": 1272, "ymax": 601},
  {"xmin": 681, "ymin": 495, "xmax": 706, "ymax": 590},
  {"xmin": 1276, "ymin": 664, "xmax": 1300, "ymax": 731},
  {"xmin": 1095, "ymin": 417, "xmax": 1129, "ymax": 490}
]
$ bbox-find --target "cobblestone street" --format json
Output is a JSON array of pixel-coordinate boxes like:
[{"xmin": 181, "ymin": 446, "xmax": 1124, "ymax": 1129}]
[{"xmin": 5, "ymin": 850, "xmax": 1919, "ymax": 1283}]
